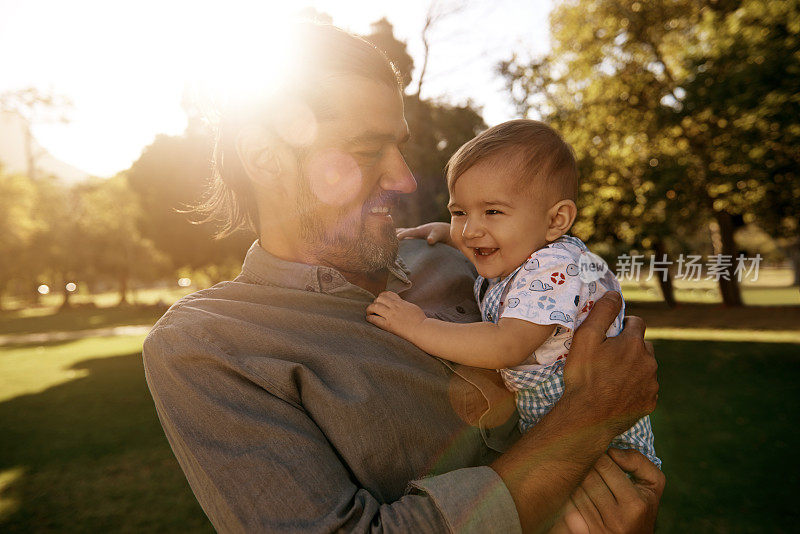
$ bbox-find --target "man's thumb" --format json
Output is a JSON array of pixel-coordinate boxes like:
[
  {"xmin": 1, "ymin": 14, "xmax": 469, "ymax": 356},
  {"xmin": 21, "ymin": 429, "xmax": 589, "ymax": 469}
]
[{"xmin": 575, "ymin": 291, "xmax": 621, "ymax": 340}]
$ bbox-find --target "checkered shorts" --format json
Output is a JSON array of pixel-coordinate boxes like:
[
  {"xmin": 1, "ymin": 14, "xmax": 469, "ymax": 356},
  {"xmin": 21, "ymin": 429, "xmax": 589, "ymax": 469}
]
[{"xmin": 502, "ymin": 364, "xmax": 661, "ymax": 469}]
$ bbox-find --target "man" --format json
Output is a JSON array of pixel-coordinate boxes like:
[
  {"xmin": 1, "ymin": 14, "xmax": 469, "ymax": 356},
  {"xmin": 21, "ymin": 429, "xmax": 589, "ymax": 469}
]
[{"xmin": 143, "ymin": 23, "xmax": 663, "ymax": 533}]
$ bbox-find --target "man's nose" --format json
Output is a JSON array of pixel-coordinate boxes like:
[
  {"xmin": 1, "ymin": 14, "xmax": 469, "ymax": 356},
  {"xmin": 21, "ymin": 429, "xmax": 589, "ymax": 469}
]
[
  {"xmin": 462, "ymin": 217, "xmax": 484, "ymax": 239},
  {"xmin": 379, "ymin": 148, "xmax": 417, "ymax": 194}
]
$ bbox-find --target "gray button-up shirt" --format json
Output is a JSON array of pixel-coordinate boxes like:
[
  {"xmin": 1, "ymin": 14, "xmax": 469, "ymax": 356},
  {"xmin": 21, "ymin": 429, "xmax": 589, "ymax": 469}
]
[{"xmin": 143, "ymin": 239, "xmax": 523, "ymax": 533}]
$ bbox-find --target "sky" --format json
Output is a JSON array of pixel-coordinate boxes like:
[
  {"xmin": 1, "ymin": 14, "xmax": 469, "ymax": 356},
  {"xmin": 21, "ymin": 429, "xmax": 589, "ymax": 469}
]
[{"xmin": 0, "ymin": 0, "xmax": 553, "ymax": 177}]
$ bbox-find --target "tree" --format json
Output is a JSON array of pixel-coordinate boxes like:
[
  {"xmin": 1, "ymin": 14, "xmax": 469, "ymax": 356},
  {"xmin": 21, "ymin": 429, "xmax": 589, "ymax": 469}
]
[
  {"xmin": 72, "ymin": 176, "xmax": 169, "ymax": 305},
  {"xmin": 126, "ymin": 127, "xmax": 251, "ymax": 274},
  {"xmin": 24, "ymin": 176, "xmax": 82, "ymax": 309},
  {"xmin": 363, "ymin": 18, "xmax": 415, "ymax": 90},
  {"xmin": 500, "ymin": 0, "xmax": 800, "ymax": 306},
  {"xmin": 0, "ymin": 87, "xmax": 71, "ymax": 180},
  {"xmin": 398, "ymin": 95, "xmax": 486, "ymax": 226},
  {"xmin": 0, "ymin": 168, "xmax": 38, "ymax": 309}
]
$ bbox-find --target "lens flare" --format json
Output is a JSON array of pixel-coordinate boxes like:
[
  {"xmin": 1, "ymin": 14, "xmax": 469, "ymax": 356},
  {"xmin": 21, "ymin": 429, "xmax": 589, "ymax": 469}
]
[{"xmin": 307, "ymin": 149, "xmax": 362, "ymax": 206}]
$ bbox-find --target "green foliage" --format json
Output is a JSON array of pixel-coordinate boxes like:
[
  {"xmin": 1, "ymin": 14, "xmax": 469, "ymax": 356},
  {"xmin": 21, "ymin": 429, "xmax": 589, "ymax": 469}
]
[
  {"xmin": 0, "ymin": 169, "xmax": 40, "ymax": 300},
  {"xmin": 0, "ymin": 168, "xmax": 179, "ymax": 308},
  {"xmin": 125, "ymin": 129, "xmax": 251, "ymax": 272},
  {"xmin": 70, "ymin": 176, "xmax": 169, "ymax": 302},
  {"xmin": 500, "ymin": 0, "xmax": 800, "ymax": 304}
]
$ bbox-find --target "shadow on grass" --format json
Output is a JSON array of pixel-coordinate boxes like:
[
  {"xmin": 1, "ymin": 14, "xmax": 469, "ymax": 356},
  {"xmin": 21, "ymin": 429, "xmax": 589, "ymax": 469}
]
[
  {"xmin": 627, "ymin": 302, "xmax": 800, "ymax": 331},
  {"xmin": 0, "ymin": 352, "xmax": 212, "ymax": 532},
  {"xmin": 652, "ymin": 339, "xmax": 800, "ymax": 533},
  {"xmin": 0, "ymin": 339, "xmax": 86, "ymax": 351},
  {"xmin": 0, "ymin": 305, "xmax": 168, "ymax": 337},
  {"xmin": 1, "ymin": 340, "xmax": 798, "ymax": 532}
]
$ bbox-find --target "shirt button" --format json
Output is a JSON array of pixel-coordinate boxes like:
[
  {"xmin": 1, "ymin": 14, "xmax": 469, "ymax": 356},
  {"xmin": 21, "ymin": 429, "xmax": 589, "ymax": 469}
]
[
  {"xmin": 321, "ymin": 272, "xmax": 333, "ymax": 283},
  {"xmin": 456, "ymin": 306, "xmax": 466, "ymax": 314},
  {"xmin": 305, "ymin": 285, "xmax": 315, "ymax": 292}
]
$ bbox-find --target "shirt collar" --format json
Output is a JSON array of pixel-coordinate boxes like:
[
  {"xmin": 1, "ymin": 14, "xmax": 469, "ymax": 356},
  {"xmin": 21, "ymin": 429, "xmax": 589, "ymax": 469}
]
[{"xmin": 238, "ymin": 240, "xmax": 412, "ymax": 299}]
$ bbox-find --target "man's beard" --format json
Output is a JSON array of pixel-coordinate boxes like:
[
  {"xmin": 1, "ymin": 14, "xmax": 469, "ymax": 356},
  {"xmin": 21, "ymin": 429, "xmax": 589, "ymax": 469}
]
[{"xmin": 296, "ymin": 181, "xmax": 399, "ymax": 273}]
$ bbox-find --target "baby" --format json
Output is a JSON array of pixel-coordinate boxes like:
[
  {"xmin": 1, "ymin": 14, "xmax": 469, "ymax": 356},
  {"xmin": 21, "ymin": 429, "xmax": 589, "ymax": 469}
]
[{"xmin": 366, "ymin": 119, "xmax": 660, "ymax": 468}]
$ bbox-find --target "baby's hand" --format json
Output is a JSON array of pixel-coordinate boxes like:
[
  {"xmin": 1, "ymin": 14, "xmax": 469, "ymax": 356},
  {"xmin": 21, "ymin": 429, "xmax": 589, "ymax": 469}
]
[
  {"xmin": 396, "ymin": 222, "xmax": 453, "ymax": 246},
  {"xmin": 366, "ymin": 291, "xmax": 427, "ymax": 339}
]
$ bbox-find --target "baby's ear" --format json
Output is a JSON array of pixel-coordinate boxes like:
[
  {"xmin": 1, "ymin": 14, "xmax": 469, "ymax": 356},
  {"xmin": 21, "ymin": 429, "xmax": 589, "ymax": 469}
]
[{"xmin": 545, "ymin": 200, "xmax": 577, "ymax": 241}]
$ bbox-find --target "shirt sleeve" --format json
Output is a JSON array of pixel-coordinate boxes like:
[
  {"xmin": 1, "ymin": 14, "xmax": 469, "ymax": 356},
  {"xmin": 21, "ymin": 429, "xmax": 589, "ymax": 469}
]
[
  {"xmin": 500, "ymin": 253, "xmax": 584, "ymax": 331},
  {"xmin": 143, "ymin": 324, "xmax": 521, "ymax": 534}
]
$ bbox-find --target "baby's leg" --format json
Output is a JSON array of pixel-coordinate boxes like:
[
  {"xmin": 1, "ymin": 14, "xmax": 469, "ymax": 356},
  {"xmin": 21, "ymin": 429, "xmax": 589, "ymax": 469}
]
[
  {"xmin": 610, "ymin": 415, "xmax": 661, "ymax": 469},
  {"xmin": 508, "ymin": 365, "xmax": 566, "ymax": 433}
]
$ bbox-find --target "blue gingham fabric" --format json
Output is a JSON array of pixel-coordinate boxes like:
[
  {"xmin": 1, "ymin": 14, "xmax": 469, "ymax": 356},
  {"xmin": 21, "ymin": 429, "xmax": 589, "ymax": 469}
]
[{"xmin": 473, "ymin": 235, "xmax": 661, "ymax": 468}]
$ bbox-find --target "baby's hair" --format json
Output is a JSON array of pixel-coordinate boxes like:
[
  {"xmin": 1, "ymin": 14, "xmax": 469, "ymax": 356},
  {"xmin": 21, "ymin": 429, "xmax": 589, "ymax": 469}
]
[{"xmin": 445, "ymin": 119, "xmax": 578, "ymax": 201}]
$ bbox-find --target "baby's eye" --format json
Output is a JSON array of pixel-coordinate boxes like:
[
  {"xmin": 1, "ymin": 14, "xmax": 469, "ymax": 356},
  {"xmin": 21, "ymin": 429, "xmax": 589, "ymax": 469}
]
[{"xmin": 486, "ymin": 209, "xmax": 503, "ymax": 215}]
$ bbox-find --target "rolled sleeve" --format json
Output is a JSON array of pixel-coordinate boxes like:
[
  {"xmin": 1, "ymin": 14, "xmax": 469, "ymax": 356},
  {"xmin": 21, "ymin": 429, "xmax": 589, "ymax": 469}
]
[{"xmin": 408, "ymin": 467, "xmax": 521, "ymax": 534}]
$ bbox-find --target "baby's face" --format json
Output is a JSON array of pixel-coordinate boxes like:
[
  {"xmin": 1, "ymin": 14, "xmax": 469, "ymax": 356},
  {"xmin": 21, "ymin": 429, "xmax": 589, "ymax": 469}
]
[{"xmin": 448, "ymin": 158, "xmax": 551, "ymax": 279}]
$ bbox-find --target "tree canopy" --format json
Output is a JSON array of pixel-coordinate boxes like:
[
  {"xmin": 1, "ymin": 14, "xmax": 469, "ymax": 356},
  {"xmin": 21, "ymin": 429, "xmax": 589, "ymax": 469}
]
[{"xmin": 500, "ymin": 0, "xmax": 800, "ymax": 305}]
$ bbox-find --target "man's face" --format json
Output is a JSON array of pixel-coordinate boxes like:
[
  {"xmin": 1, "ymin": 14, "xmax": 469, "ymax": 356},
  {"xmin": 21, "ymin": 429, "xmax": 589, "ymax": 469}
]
[{"xmin": 292, "ymin": 76, "xmax": 416, "ymax": 274}]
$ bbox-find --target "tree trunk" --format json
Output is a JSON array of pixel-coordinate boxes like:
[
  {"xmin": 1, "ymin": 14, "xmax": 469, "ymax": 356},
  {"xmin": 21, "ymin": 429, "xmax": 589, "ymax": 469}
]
[
  {"xmin": 0, "ymin": 280, "xmax": 6, "ymax": 312},
  {"xmin": 653, "ymin": 240, "xmax": 677, "ymax": 308},
  {"xmin": 712, "ymin": 210, "xmax": 743, "ymax": 307},
  {"xmin": 789, "ymin": 242, "xmax": 800, "ymax": 287},
  {"xmin": 118, "ymin": 273, "xmax": 129, "ymax": 306},
  {"xmin": 60, "ymin": 284, "xmax": 71, "ymax": 310}
]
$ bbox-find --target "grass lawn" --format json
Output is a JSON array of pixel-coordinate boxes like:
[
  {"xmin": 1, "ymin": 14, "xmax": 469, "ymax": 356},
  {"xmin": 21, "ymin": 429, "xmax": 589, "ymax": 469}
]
[
  {"xmin": 0, "ymin": 336, "xmax": 213, "ymax": 533},
  {"xmin": 620, "ymin": 267, "xmax": 799, "ymax": 306},
  {"xmin": 0, "ymin": 306, "xmax": 168, "ymax": 337},
  {"xmin": 0, "ymin": 287, "xmax": 196, "ymax": 337},
  {"xmin": 1, "ymin": 332, "xmax": 799, "ymax": 532}
]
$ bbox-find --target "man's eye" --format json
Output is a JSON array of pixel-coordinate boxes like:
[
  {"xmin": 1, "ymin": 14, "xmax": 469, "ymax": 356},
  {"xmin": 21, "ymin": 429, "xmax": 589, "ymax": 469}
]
[{"xmin": 450, "ymin": 211, "xmax": 466, "ymax": 217}]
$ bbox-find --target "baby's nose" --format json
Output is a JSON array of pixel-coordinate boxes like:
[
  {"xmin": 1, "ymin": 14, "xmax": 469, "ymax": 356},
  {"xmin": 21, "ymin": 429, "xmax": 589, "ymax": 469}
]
[{"xmin": 462, "ymin": 218, "xmax": 484, "ymax": 238}]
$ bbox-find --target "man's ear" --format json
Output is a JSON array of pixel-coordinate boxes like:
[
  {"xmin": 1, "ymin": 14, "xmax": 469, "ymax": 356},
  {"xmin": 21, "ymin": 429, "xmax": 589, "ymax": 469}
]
[
  {"xmin": 545, "ymin": 199, "xmax": 578, "ymax": 241},
  {"xmin": 235, "ymin": 125, "xmax": 288, "ymax": 187}
]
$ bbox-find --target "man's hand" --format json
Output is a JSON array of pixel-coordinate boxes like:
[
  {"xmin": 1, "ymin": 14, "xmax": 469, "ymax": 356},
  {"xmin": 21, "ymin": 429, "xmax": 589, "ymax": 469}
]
[
  {"xmin": 562, "ymin": 291, "xmax": 658, "ymax": 437},
  {"xmin": 366, "ymin": 291, "xmax": 428, "ymax": 339},
  {"xmin": 558, "ymin": 449, "xmax": 665, "ymax": 533},
  {"xmin": 396, "ymin": 222, "xmax": 453, "ymax": 246}
]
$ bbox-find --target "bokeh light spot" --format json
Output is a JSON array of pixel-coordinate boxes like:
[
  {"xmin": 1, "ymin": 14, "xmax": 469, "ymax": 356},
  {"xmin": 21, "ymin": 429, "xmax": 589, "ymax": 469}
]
[{"xmin": 37, "ymin": 285, "xmax": 50, "ymax": 295}]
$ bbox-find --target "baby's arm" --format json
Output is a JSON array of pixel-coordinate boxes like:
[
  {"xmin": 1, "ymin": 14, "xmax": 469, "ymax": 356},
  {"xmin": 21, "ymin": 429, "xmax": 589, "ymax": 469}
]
[
  {"xmin": 366, "ymin": 291, "xmax": 555, "ymax": 369},
  {"xmin": 396, "ymin": 222, "xmax": 453, "ymax": 247}
]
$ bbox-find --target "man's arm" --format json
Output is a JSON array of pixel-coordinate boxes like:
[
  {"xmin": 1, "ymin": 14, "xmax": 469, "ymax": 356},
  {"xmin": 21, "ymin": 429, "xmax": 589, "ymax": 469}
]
[
  {"xmin": 143, "ymin": 323, "xmax": 521, "ymax": 533},
  {"xmin": 367, "ymin": 290, "xmax": 554, "ymax": 369},
  {"xmin": 491, "ymin": 291, "xmax": 659, "ymax": 533}
]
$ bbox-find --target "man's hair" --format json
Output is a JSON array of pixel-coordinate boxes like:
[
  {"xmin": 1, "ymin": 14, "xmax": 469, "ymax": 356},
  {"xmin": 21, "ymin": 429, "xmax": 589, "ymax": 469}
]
[
  {"xmin": 445, "ymin": 119, "xmax": 578, "ymax": 202},
  {"xmin": 196, "ymin": 22, "xmax": 403, "ymax": 238}
]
